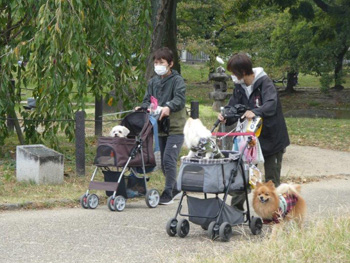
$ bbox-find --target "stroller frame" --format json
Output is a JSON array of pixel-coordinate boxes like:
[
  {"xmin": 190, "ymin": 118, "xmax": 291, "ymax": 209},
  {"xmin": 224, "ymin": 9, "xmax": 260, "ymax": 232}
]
[
  {"xmin": 80, "ymin": 111, "xmax": 160, "ymax": 212},
  {"xmin": 166, "ymin": 132, "xmax": 263, "ymax": 241}
]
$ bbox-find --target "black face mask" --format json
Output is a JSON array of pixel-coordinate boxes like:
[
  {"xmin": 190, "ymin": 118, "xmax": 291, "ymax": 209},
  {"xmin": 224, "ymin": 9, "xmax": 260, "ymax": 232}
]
[{"xmin": 159, "ymin": 116, "xmax": 170, "ymax": 135}]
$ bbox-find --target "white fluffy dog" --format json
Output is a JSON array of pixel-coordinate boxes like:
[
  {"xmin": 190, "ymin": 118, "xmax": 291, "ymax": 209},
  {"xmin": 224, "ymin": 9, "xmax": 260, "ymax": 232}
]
[
  {"xmin": 109, "ymin": 125, "xmax": 130, "ymax": 138},
  {"xmin": 184, "ymin": 118, "xmax": 223, "ymax": 159}
]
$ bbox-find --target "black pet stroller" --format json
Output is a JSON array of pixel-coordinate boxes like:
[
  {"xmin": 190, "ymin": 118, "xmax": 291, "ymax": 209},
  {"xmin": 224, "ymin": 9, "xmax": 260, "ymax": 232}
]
[
  {"xmin": 165, "ymin": 119, "xmax": 263, "ymax": 242},
  {"xmin": 80, "ymin": 110, "xmax": 160, "ymax": 211}
]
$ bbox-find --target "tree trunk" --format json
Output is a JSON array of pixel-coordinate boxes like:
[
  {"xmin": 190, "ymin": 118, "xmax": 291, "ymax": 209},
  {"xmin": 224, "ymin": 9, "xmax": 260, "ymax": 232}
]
[
  {"xmin": 6, "ymin": 81, "xmax": 25, "ymax": 145},
  {"xmin": 4, "ymin": 7, "xmax": 25, "ymax": 144},
  {"xmin": 284, "ymin": 72, "xmax": 297, "ymax": 93},
  {"xmin": 333, "ymin": 45, "xmax": 348, "ymax": 90},
  {"xmin": 145, "ymin": 0, "xmax": 180, "ymax": 80}
]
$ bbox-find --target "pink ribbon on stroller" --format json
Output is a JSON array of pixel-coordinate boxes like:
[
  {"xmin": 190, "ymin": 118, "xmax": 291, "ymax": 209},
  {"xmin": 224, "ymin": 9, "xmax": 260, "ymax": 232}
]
[{"xmin": 150, "ymin": 96, "xmax": 158, "ymax": 111}]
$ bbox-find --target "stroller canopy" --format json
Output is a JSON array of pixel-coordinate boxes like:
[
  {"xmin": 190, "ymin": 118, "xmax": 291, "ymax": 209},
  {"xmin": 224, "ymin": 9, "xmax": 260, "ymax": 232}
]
[{"xmin": 121, "ymin": 111, "xmax": 150, "ymax": 138}]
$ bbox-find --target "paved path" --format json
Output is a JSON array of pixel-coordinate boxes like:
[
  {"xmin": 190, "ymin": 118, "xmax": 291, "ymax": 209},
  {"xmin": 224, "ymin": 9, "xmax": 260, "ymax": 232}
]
[
  {"xmin": 281, "ymin": 145, "xmax": 350, "ymax": 178},
  {"xmin": 1, "ymin": 176, "xmax": 350, "ymax": 263}
]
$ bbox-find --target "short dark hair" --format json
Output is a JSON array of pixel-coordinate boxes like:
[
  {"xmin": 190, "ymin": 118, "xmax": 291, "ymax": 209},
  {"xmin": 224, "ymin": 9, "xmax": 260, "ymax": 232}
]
[
  {"xmin": 227, "ymin": 52, "xmax": 253, "ymax": 78},
  {"xmin": 153, "ymin": 47, "xmax": 174, "ymax": 64}
]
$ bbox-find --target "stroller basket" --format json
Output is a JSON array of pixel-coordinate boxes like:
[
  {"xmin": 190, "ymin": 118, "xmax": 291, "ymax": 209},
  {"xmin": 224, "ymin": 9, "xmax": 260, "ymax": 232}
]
[
  {"xmin": 187, "ymin": 196, "xmax": 244, "ymax": 227},
  {"xmin": 177, "ymin": 152, "xmax": 248, "ymax": 194},
  {"xmin": 94, "ymin": 136, "xmax": 155, "ymax": 167}
]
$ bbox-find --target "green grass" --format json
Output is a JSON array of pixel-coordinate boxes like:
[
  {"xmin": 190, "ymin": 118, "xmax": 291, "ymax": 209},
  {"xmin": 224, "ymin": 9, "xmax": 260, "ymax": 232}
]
[
  {"xmin": 286, "ymin": 117, "xmax": 350, "ymax": 151},
  {"xmin": 182, "ymin": 216, "xmax": 350, "ymax": 263},
  {"xmin": 298, "ymin": 73, "xmax": 323, "ymax": 88},
  {"xmin": 181, "ymin": 63, "xmax": 210, "ymax": 83},
  {"xmin": 298, "ymin": 72, "xmax": 350, "ymax": 88}
]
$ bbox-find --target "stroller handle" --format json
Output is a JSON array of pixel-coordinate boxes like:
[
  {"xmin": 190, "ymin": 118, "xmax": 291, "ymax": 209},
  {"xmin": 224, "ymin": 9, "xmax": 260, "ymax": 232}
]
[{"xmin": 210, "ymin": 119, "xmax": 221, "ymax": 133}]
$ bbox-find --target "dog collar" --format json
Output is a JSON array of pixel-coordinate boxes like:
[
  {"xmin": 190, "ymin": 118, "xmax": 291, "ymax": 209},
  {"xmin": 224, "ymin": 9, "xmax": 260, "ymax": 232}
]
[{"xmin": 279, "ymin": 194, "xmax": 287, "ymax": 215}]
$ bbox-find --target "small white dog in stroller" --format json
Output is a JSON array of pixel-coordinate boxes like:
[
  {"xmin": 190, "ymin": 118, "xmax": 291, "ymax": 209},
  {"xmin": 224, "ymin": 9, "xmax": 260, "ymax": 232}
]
[
  {"xmin": 184, "ymin": 117, "xmax": 224, "ymax": 159},
  {"xmin": 109, "ymin": 125, "xmax": 130, "ymax": 138}
]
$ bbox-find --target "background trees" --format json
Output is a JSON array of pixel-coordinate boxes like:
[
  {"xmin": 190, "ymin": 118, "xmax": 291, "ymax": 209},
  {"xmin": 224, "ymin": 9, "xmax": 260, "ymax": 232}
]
[
  {"xmin": 0, "ymin": 0, "xmax": 151, "ymax": 146},
  {"xmin": 1, "ymin": 0, "xmax": 349, "ymax": 146},
  {"xmin": 177, "ymin": 0, "xmax": 237, "ymax": 72},
  {"xmin": 145, "ymin": 0, "xmax": 179, "ymax": 80},
  {"xmin": 234, "ymin": 0, "xmax": 350, "ymax": 91}
]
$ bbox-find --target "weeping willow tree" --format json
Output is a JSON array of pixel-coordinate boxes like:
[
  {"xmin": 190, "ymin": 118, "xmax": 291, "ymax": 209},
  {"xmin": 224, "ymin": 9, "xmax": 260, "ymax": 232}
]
[{"xmin": 0, "ymin": 0, "xmax": 151, "ymax": 147}]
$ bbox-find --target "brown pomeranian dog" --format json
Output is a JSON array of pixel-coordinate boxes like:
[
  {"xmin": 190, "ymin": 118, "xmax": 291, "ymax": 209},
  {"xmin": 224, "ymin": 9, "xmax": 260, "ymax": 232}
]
[{"xmin": 253, "ymin": 180, "xmax": 307, "ymax": 237}]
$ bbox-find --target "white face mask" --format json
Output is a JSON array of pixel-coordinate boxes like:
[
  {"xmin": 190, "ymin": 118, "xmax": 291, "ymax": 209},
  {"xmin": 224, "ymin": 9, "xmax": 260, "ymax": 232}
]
[
  {"xmin": 154, "ymin": 65, "xmax": 168, "ymax": 76},
  {"xmin": 231, "ymin": 75, "xmax": 245, "ymax": 85}
]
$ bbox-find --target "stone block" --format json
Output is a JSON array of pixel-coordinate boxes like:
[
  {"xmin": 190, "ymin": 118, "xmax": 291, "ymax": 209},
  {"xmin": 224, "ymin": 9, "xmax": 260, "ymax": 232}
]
[{"xmin": 16, "ymin": 145, "xmax": 64, "ymax": 185}]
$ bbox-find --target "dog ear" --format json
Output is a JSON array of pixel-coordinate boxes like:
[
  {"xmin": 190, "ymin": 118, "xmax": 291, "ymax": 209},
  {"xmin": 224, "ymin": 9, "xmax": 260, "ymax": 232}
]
[
  {"xmin": 122, "ymin": 126, "xmax": 130, "ymax": 136},
  {"xmin": 294, "ymin": 184, "xmax": 301, "ymax": 193},
  {"xmin": 266, "ymin": 180, "xmax": 275, "ymax": 188},
  {"xmin": 256, "ymin": 181, "xmax": 262, "ymax": 188}
]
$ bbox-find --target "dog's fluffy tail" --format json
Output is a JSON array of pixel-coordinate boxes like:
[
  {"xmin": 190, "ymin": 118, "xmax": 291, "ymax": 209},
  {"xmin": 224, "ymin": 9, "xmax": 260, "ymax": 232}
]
[
  {"xmin": 184, "ymin": 117, "xmax": 211, "ymax": 148},
  {"xmin": 276, "ymin": 183, "xmax": 301, "ymax": 196}
]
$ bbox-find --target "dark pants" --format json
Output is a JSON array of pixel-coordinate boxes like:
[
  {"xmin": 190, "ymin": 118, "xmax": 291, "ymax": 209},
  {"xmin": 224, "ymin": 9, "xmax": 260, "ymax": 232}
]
[
  {"xmin": 263, "ymin": 150, "xmax": 284, "ymax": 187},
  {"xmin": 158, "ymin": 134, "xmax": 184, "ymax": 195}
]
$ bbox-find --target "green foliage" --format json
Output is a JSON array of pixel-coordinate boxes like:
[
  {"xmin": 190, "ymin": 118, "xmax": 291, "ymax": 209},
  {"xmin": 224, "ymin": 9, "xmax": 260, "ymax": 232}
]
[
  {"xmin": 290, "ymin": 1, "xmax": 315, "ymax": 20},
  {"xmin": 320, "ymin": 73, "xmax": 333, "ymax": 93},
  {"xmin": 0, "ymin": 0, "xmax": 151, "ymax": 147},
  {"xmin": 177, "ymin": 0, "xmax": 237, "ymax": 72}
]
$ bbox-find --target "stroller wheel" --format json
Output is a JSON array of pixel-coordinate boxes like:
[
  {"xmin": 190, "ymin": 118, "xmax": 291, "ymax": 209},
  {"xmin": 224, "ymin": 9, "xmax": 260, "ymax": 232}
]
[
  {"xmin": 207, "ymin": 221, "xmax": 219, "ymax": 240},
  {"xmin": 176, "ymin": 218, "xmax": 190, "ymax": 238},
  {"xmin": 114, "ymin": 195, "xmax": 126, "ymax": 212},
  {"xmin": 250, "ymin": 216, "xmax": 263, "ymax": 235},
  {"xmin": 166, "ymin": 218, "xmax": 178, "ymax": 237},
  {"xmin": 219, "ymin": 222, "xmax": 232, "ymax": 242},
  {"xmin": 201, "ymin": 225, "xmax": 208, "ymax": 231},
  {"xmin": 145, "ymin": 189, "xmax": 160, "ymax": 208},
  {"xmin": 80, "ymin": 194, "xmax": 89, "ymax": 209},
  {"xmin": 87, "ymin": 194, "xmax": 99, "ymax": 209},
  {"xmin": 107, "ymin": 196, "xmax": 116, "ymax": 211}
]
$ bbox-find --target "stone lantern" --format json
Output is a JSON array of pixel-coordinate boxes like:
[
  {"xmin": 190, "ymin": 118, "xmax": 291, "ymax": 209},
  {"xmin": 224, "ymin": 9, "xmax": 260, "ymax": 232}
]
[
  {"xmin": 208, "ymin": 66, "xmax": 234, "ymax": 150},
  {"xmin": 208, "ymin": 66, "xmax": 231, "ymax": 112}
]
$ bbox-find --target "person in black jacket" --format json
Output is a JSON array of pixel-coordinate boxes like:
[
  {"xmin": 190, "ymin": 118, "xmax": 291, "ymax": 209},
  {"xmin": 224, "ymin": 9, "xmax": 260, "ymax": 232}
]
[{"xmin": 219, "ymin": 52, "xmax": 290, "ymax": 188}]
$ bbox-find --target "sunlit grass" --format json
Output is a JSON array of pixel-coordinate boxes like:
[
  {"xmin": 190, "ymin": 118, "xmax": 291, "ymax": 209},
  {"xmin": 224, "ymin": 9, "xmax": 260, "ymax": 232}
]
[
  {"xmin": 286, "ymin": 117, "xmax": 350, "ymax": 152},
  {"xmin": 178, "ymin": 216, "xmax": 350, "ymax": 263},
  {"xmin": 181, "ymin": 63, "xmax": 210, "ymax": 83}
]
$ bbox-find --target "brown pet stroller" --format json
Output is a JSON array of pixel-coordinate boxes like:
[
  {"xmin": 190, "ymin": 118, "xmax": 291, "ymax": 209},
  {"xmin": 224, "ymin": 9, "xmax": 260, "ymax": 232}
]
[{"xmin": 80, "ymin": 110, "xmax": 160, "ymax": 211}]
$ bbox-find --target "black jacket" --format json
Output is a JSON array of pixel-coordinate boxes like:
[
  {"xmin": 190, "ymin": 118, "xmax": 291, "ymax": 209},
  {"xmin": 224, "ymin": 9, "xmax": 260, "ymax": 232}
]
[{"xmin": 226, "ymin": 75, "xmax": 290, "ymax": 156}]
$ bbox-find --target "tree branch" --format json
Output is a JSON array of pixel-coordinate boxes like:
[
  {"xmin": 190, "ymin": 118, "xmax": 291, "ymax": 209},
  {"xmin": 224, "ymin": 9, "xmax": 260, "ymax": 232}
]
[
  {"xmin": 215, "ymin": 22, "xmax": 236, "ymax": 39},
  {"xmin": 0, "ymin": 16, "xmax": 26, "ymax": 36},
  {"xmin": 313, "ymin": 0, "xmax": 346, "ymax": 15},
  {"xmin": 312, "ymin": 0, "xmax": 330, "ymax": 12}
]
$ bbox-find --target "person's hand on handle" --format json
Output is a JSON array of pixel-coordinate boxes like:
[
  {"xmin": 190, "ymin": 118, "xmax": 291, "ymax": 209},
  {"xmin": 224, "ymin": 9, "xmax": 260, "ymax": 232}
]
[
  {"xmin": 134, "ymin": 106, "xmax": 150, "ymax": 112},
  {"xmin": 218, "ymin": 113, "xmax": 226, "ymax": 123},
  {"xmin": 242, "ymin": 110, "xmax": 255, "ymax": 120},
  {"xmin": 159, "ymin": 106, "xmax": 170, "ymax": 120}
]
